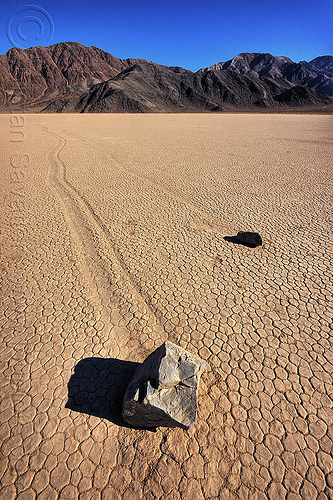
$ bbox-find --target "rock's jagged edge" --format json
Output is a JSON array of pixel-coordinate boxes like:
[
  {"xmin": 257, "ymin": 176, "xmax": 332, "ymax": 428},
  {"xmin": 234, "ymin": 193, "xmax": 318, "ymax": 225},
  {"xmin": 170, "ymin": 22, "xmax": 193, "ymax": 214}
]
[{"xmin": 122, "ymin": 342, "xmax": 207, "ymax": 430}]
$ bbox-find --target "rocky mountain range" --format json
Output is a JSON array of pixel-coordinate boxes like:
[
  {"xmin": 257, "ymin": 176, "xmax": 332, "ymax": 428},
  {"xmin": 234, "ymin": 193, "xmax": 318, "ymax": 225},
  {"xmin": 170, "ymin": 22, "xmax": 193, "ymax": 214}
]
[
  {"xmin": 0, "ymin": 42, "xmax": 332, "ymax": 112},
  {"xmin": 201, "ymin": 52, "xmax": 333, "ymax": 96}
]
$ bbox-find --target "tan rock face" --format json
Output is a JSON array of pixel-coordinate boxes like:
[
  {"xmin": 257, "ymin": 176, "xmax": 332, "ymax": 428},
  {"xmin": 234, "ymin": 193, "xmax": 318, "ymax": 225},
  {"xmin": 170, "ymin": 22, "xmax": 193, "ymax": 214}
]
[
  {"xmin": 0, "ymin": 42, "xmax": 143, "ymax": 110},
  {"xmin": 122, "ymin": 342, "xmax": 207, "ymax": 429}
]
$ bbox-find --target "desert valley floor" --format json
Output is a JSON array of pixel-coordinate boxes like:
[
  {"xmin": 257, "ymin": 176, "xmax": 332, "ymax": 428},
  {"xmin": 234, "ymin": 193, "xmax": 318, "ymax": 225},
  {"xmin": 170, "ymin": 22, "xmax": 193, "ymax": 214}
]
[{"xmin": 0, "ymin": 113, "xmax": 332, "ymax": 499}]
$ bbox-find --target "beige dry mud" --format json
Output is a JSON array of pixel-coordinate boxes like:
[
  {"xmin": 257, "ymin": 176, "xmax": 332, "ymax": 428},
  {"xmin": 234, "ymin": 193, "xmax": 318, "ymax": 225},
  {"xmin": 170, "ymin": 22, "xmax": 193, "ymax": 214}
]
[{"xmin": 0, "ymin": 113, "xmax": 332, "ymax": 500}]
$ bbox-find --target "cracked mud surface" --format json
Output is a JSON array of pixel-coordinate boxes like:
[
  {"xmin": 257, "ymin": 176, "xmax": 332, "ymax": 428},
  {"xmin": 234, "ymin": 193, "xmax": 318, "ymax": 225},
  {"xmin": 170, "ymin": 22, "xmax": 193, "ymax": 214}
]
[{"xmin": 1, "ymin": 113, "xmax": 332, "ymax": 499}]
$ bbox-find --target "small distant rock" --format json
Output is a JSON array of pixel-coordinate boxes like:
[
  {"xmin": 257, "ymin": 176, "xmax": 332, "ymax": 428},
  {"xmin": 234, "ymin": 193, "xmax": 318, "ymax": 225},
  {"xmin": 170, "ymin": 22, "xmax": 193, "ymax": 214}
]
[
  {"xmin": 122, "ymin": 341, "xmax": 207, "ymax": 430},
  {"xmin": 236, "ymin": 231, "xmax": 262, "ymax": 247}
]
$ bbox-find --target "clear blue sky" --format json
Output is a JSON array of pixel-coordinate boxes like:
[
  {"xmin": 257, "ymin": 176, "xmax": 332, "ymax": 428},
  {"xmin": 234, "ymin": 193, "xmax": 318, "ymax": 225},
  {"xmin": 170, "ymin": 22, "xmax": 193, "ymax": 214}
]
[{"xmin": 0, "ymin": 0, "xmax": 332, "ymax": 70}]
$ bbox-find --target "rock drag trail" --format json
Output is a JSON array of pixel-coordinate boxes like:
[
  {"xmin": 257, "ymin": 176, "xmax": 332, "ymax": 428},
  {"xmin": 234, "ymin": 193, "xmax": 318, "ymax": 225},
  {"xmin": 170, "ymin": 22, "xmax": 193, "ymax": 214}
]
[
  {"xmin": 0, "ymin": 113, "xmax": 332, "ymax": 499},
  {"xmin": 45, "ymin": 126, "xmax": 165, "ymax": 351}
]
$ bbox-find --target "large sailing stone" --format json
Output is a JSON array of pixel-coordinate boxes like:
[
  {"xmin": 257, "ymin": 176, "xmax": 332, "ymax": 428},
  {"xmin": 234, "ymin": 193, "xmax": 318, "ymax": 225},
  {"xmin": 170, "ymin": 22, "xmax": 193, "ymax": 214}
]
[
  {"xmin": 122, "ymin": 341, "xmax": 207, "ymax": 429},
  {"xmin": 236, "ymin": 231, "xmax": 262, "ymax": 247}
]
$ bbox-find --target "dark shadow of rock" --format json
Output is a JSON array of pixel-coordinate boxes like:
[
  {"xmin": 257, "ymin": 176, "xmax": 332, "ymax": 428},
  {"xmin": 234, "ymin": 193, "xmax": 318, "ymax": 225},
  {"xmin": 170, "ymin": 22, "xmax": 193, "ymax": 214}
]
[
  {"xmin": 66, "ymin": 357, "xmax": 142, "ymax": 428},
  {"xmin": 223, "ymin": 235, "xmax": 260, "ymax": 248}
]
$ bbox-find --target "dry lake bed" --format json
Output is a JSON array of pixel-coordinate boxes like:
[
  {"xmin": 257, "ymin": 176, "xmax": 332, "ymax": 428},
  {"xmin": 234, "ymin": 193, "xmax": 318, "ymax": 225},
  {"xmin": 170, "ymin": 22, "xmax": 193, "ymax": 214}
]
[{"xmin": 0, "ymin": 113, "xmax": 332, "ymax": 499}]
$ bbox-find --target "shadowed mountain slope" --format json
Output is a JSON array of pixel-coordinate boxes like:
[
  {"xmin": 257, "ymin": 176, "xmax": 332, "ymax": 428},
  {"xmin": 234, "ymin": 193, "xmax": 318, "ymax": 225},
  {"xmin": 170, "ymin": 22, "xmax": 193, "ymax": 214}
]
[
  {"xmin": 42, "ymin": 60, "xmax": 332, "ymax": 113},
  {"xmin": 201, "ymin": 53, "xmax": 333, "ymax": 96},
  {"xmin": 0, "ymin": 43, "xmax": 332, "ymax": 112},
  {"xmin": 0, "ymin": 42, "xmax": 147, "ymax": 109}
]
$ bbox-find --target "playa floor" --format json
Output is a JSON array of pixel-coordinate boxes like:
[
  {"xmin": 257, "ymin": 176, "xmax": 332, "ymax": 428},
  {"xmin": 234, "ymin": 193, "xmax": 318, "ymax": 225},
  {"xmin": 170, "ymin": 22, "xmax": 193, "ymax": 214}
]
[{"xmin": 1, "ymin": 113, "xmax": 332, "ymax": 499}]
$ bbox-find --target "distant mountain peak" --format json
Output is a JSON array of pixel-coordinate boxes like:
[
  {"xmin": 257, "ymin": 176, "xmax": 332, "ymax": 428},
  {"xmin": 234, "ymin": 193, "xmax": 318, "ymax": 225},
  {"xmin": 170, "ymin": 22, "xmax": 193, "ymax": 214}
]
[
  {"xmin": 308, "ymin": 55, "xmax": 333, "ymax": 75},
  {"xmin": 200, "ymin": 52, "xmax": 333, "ymax": 96},
  {"xmin": 0, "ymin": 43, "xmax": 332, "ymax": 112}
]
